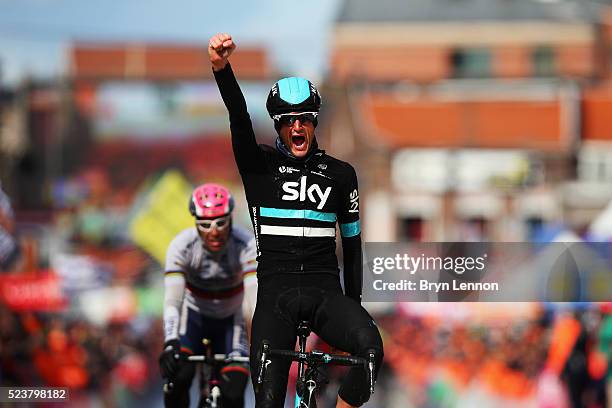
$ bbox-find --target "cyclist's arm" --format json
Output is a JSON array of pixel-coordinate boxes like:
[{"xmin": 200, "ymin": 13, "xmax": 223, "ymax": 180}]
[
  {"xmin": 213, "ymin": 63, "xmax": 264, "ymax": 173},
  {"xmin": 338, "ymin": 164, "xmax": 362, "ymax": 303},
  {"xmin": 163, "ymin": 237, "xmax": 187, "ymax": 342},
  {"xmin": 163, "ymin": 272, "xmax": 186, "ymax": 342}
]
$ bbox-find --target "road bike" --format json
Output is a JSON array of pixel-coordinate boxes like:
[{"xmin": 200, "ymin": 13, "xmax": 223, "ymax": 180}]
[
  {"xmin": 256, "ymin": 321, "xmax": 376, "ymax": 408},
  {"xmin": 164, "ymin": 339, "xmax": 249, "ymax": 408}
]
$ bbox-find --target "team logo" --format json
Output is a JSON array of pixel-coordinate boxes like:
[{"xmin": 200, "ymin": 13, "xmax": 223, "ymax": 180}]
[
  {"xmin": 282, "ymin": 176, "xmax": 332, "ymax": 210},
  {"xmin": 318, "ymin": 164, "xmax": 327, "ymax": 170},
  {"xmin": 279, "ymin": 166, "xmax": 300, "ymax": 174},
  {"xmin": 349, "ymin": 189, "xmax": 359, "ymax": 213}
]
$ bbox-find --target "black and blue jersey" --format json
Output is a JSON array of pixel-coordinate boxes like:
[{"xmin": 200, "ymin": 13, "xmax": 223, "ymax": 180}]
[{"xmin": 213, "ymin": 64, "xmax": 362, "ymax": 301}]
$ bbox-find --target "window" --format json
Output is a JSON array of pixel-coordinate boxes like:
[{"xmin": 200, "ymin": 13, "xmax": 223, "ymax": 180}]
[
  {"xmin": 450, "ymin": 48, "xmax": 491, "ymax": 78},
  {"xmin": 399, "ymin": 217, "xmax": 424, "ymax": 242},
  {"xmin": 532, "ymin": 46, "xmax": 555, "ymax": 77},
  {"xmin": 578, "ymin": 146, "xmax": 612, "ymax": 182}
]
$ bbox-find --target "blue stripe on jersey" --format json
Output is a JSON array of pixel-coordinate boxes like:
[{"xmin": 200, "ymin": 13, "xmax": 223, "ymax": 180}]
[
  {"xmin": 277, "ymin": 77, "xmax": 310, "ymax": 104},
  {"xmin": 340, "ymin": 220, "xmax": 360, "ymax": 237},
  {"xmin": 260, "ymin": 207, "xmax": 336, "ymax": 222}
]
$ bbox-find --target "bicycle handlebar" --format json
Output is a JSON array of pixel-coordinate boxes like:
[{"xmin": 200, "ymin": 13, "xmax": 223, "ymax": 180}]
[
  {"xmin": 185, "ymin": 354, "xmax": 250, "ymax": 364},
  {"xmin": 267, "ymin": 348, "xmax": 366, "ymax": 366},
  {"xmin": 163, "ymin": 353, "xmax": 249, "ymax": 394},
  {"xmin": 256, "ymin": 341, "xmax": 376, "ymax": 395}
]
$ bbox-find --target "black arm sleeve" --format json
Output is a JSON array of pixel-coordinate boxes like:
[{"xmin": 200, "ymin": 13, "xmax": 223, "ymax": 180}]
[
  {"xmin": 338, "ymin": 165, "xmax": 363, "ymax": 303},
  {"xmin": 342, "ymin": 235, "xmax": 362, "ymax": 302},
  {"xmin": 213, "ymin": 63, "xmax": 264, "ymax": 173}
]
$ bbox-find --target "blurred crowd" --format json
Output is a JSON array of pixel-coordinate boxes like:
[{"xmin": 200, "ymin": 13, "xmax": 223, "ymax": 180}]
[
  {"xmin": 1, "ymin": 77, "xmax": 612, "ymax": 408},
  {"xmin": 0, "ymin": 168, "xmax": 169, "ymax": 407},
  {"xmin": 0, "ymin": 303, "xmax": 164, "ymax": 407},
  {"xmin": 1, "ymin": 165, "xmax": 612, "ymax": 407},
  {"xmin": 378, "ymin": 306, "xmax": 612, "ymax": 408}
]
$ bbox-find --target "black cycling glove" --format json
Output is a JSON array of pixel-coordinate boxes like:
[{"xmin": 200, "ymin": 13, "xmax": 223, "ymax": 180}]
[{"xmin": 159, "ymin": 339, "xmax": 181, "ymax": 379}]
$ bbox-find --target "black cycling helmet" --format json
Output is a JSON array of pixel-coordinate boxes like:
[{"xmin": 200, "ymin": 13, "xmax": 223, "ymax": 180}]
[{"xmin": 266, "ymin": 77, "xmax": 321, "ymax": 123}]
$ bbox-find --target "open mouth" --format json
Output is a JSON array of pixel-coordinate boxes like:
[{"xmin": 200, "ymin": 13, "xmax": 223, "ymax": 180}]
[{"xmin": 291, "ymin": 134, "xmax": 307, "ymax": 150}]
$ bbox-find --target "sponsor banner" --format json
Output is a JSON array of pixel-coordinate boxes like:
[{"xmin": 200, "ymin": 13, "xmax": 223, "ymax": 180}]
[
  {"xmin": 363, "ymin": 242, "xmax": 612, "ymax": 302},
  {"xmin": 0, "ymin": 272, "xmax": 67, "ymax": 312}
]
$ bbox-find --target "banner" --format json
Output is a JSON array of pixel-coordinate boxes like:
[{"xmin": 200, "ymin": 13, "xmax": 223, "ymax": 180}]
[
  {"xmin": 0, "ymin": 272, "xmax": 67, "ymax": 312},
  {"xmin": 129, "ymin": 170, "xmax": 193, "ymax": 264}
]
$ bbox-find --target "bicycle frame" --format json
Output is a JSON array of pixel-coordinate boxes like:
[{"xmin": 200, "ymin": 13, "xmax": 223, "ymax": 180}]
[
  {"xmin": 164, "ymin": 338, "xmax": 249, "ymax": 408},
  {"xmin": 294, "ymin": 322, "xmax": 317, "ymax": 408},
  {"xmin": 199, "ymin": 340, "xmax": 218, "ymax": 408},
  {"xmin": 257, "ymin": 321, "xmax": 376, "ymax": 408}
]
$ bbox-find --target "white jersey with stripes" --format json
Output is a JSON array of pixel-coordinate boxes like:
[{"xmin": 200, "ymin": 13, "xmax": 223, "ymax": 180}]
[{"xmin": 164, "ymin": 225, "xmax": 257, "ymax": 320}]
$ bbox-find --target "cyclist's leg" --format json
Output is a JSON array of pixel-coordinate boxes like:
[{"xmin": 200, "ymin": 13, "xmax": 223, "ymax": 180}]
[
  {"xmin": 313, "ymin": 292, "xmax": 384, "ymax": 407},
  {"xmin": 208, "ymin": 314, "xmax": 250, "ymax": 408},
  {"xmin": 164, "ymin": 362, "xmax": 195, "ymax": 408},
  {"xmin": 164, "ymin": 304, "xmax": 201, "ymax": 407},
  {"xmin": 218, "ymin": 367, "xmax": 249, "ymax": 408},
  {"xmin": 249, "ymin": 285, "xmax": 298, "ymax": 408}
]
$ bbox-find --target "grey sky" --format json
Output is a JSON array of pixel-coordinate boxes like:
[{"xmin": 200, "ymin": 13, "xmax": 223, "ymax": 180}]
[{"xmin": 0, "ymin": 0, "xmax": 342, "ymax": 85}]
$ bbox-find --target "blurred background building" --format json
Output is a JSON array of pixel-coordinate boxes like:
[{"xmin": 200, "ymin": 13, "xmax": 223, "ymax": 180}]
[
  {"xmin": 325, "ymin": 0, "xmax": 612, "ymax": 243},
  {"xmin": 2, "ymin": 0, "xmax": 612, "ymax": 407}
]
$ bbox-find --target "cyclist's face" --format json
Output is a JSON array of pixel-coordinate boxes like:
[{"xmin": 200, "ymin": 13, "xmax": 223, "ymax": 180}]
[
  {"xmin": 196, "ymin": 215, "xmax": 231, "ymax": 252},
  {"xmin": 279, "ymin": 113, "xmax": 315, "ymax": 158}
]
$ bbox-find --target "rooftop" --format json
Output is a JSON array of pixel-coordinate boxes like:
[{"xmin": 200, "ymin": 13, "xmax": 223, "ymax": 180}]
[{"xmin": 337, "ymin": 0, "xmax": 603, "ymax": 23}]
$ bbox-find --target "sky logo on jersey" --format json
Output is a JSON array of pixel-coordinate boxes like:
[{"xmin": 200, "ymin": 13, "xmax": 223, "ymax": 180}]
[{"xmin": 282, "ymin": 176, "xmax": 332, "ymax": 210}]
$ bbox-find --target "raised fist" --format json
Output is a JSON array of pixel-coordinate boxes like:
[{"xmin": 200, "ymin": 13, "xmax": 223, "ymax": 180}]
[{"xmin": 208, "ymin": 33, "xmax": 236, "ymax": 71}]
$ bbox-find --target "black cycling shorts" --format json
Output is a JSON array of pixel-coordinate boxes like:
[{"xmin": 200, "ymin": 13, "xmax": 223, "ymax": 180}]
[{"xmin": 249, "ymin": 273, "xmax": 383, "ymax": 407}]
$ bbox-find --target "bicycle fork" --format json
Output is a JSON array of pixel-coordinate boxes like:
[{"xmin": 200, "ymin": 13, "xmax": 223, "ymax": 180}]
[{"xmin": 295, "ymin": 379, "xmax": 317, "ymax": 408}]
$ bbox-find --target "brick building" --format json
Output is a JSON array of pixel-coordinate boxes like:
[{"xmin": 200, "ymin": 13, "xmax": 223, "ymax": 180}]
[{"xmin": 324, "ymin": 0, "xmax": 612, "ymax": 241}]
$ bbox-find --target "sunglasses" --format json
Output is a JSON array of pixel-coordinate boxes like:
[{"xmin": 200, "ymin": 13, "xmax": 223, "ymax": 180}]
[
  {"xmin": 273, "ymin": 112, "xmax": 318, "ymax": 127},
  {"xmin": 196, "ymin": 215, "xmax": 231, "ymax": 232}
]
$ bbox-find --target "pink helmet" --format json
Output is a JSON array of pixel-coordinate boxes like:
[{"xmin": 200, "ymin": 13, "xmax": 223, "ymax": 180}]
[{"xmin": 189, "ymin": 183, "xmax": 234, "ymax": 218}]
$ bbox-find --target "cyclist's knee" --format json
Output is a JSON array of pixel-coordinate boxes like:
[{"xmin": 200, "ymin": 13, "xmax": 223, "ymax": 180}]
[
  {"xmin": 336, "ymin": 326, "xmax": 384, "ymax": 407},
  {"xmin": 219, "ymin": 367, "xmax": 249, "ymax": 407},
  {"xmin": 351, "ymin": 325, "xmax": 384, "ymax": 363},
  {"xmin": 338, "ymin": 389, "xmax": 368, "ymax": 407}
]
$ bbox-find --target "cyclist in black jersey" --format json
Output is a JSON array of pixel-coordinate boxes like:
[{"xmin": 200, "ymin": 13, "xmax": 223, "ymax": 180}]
[{"xmin": 209, "ymin": 33, "xmax": 383, "ymax": 408}]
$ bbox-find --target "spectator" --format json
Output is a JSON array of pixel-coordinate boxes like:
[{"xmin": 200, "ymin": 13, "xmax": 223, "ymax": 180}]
[{"xmin": 0, "ymin": 182, "xmax": 19, "ymax": 271}]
